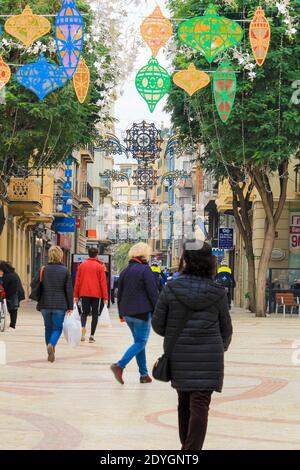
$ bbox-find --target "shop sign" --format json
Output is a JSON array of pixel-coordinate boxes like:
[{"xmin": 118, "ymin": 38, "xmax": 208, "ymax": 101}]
[
  {"xmin": 53, "ymin": 217, "xmax": 76, "ymax": 233},
  {"xmin": 218, "ymin": 228, "xmax": 234, "ymax": 250},
  {"xmin": 290, "ymin": 211, "xmax": 300, "ymax": 252}
]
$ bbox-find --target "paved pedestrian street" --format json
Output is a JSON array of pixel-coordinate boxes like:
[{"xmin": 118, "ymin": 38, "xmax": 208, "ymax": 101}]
[{"xmin": 0, "ymin": 303, "xmax": 299, "ymax": 451}]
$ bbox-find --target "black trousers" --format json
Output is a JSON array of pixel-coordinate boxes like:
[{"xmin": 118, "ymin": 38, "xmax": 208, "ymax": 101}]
[
  {"xmin": 177, "ymin": 390, "xmax": 212, "ymax": 450},
  {"xmin": 80, "ymin": 297, "xmax": 104, "ymax": 336},
  {"xmin": 8, "ymin": 309, "xmax": 18, "ymax": 329}
]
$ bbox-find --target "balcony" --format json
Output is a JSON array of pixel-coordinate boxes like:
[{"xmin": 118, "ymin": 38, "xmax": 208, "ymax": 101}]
[
  {"xmin": 80, "ymin": 182, "xmax": 94, "ymax": 208},
  {"xmin": 80, "ymin": 144, "xmax": 94, "ymax": 164},
  {"xmin": 7, "ymin": 177, "xmax": 42, "ymax": 216},
  {"xmin": 99, "ymin": 175, "xmax": 111, "ymax": 197}
]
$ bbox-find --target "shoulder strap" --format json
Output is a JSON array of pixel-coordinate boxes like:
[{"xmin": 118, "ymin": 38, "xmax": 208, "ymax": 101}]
[
  {"xmin": 40, "ymin": 266, "xmax": 45, "ymax": 282},
  {"xmin": 164, "ymin": 284, "xmax": 195, "ymax": 358}
]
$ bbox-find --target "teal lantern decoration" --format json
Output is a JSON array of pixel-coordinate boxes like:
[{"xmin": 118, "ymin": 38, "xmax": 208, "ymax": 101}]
[
  {"xmin": 15, "ymin": 54, "xmax": 68, "ymax": 100},
  {"xmin": 54, "ymin": 0, "xmax": 85, "ymax": 78},
  {"xmin": 135, "ymin": 57, "xmax": 171, "ymax": 112}
]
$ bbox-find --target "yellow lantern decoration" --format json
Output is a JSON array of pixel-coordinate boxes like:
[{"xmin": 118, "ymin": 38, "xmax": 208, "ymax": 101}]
[
  {"xmin": 249, "ymin": 7, "xmax": 271, "ymax": 66},
  {"xmin": 73, "ymin": 57, "xmax": 90, "ymax": 104},
  {"xmin": 173, "ymin": 63, "xmax": 210, "ymax": 96},
  {"xmin": 4, "ymin": 5, "xmax": 51, "ymax": 48},
  {"xmin": 140, "ymin": 6, "xmax": 173, "ymax": 57},
  {"xmin": 0, "ymin": 56, "xmax": 11, "ymax": 91}
]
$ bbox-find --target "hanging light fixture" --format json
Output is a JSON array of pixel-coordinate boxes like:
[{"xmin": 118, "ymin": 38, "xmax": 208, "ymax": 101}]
[
  {"xmin": 213, "ymin": 59, "xmax": 237, "ymax": 123},
  {"xmin": 54, "ymin": 0, "xmax": 85, "ymax": 78},
  {"xmin": 16, "ymin": 54, "xmax": 68, "ymax": 100},
  {"xmin": 0, "ymin": 56, "xmax": 11, "ymax": 91},
  {"xmin": 178, "ymin": 3, "xmax": 243, "ymax": 64},
  {"xmin": 4, "ymin": 5, "xmax": 51, "ymax": 47},
  {"xmin": 135, "ymin": 57, "xmax": 171, "ymax": 112},
  {"xmin": 73, "ymin": 57, "xmax": 90, "ymax": 103},
  {"xmin": 249, "ymin": 6, "xmax": 271, "ymax": 66},
  {"xmin": 140, "ymin": 6, "xmax": 173, "ymax": 57},
  {"xmin": 173, "ymin": 63, "xmax": 210, "ymax": 96}
]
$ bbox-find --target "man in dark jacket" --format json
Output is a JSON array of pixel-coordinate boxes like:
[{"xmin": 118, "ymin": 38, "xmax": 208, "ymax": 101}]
[
  {"xmin": 152, "ymin": 240, "xmax": 233, "ymax": 450},
  {"xmin": 111, "ymin": 242, "xmax": 158, "ymax": 385}
]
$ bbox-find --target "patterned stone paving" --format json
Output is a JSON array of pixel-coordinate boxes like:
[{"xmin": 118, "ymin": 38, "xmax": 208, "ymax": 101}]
[{"xmin": 0, "ymin": 303, "xmax": 299, "ymax": 450}]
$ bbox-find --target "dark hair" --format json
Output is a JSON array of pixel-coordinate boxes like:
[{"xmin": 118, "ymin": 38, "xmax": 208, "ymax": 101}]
[
  {"xmin": 88, "ymin": 247, "xmax": 99, "ymax": 258},
  {"xmin": 0, "ymin": 261, "xmax": 15, "ymax": 274},
  {"xmin": 178, "ymin": 240, "xmax": 216, "ymax": 279}
]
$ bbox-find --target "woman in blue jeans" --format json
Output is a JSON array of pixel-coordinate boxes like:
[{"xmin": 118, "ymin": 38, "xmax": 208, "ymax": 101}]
[
  {"xmin": 111, "ymin": 243, "xmax": 158, "ymax": 384},
  {"xmin": 31, "ymin": 246, "xmax": 73, "ymax": 363}
]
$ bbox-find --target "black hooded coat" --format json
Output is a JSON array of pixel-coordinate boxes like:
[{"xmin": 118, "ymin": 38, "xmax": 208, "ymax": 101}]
[{"xmin": 152, "ymin": 275, "xmax": 233, "ymax": 392}]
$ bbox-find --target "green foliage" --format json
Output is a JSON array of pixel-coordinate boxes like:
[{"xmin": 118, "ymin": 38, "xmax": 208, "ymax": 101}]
[
  {"xmin": 114, "ymin": 243, "xmax": 134, "ymax": 273},
  {"xmin": 167, "ymin": 0, "xmax": 300, "ymax": 177},
  {"xmin": 0, "ymin": 0, "xmax": 114, "ymax": 176}
]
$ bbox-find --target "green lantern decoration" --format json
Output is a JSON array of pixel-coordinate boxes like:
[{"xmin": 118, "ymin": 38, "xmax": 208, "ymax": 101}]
[
  {"xmin": 213, "ymin": 59, "xmax": 237, "ymax": 123},
  {"xmin": 178, "ymin": 3, "xmax": 243, "ymax": 64},
  {"xmin": 135, "ymin": 57, "xmax": 171, "ymax": 112}
]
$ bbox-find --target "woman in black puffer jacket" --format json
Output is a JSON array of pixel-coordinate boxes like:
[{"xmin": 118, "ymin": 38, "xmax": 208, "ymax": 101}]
[{"xmin": 152, "ymin": 240, "xmax": 233, "ymax": 451}]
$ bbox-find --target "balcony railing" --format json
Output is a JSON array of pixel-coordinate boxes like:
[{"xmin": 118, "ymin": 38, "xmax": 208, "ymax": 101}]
[
  {"xmin": 7, "ymin": 177, "xmax": 42, "ymax": 215},
  {"xmin": 8, "ymin": 177, "xmax": 41, "ymax": 202},
  {"xmin": 80, "ymin": 182, "xmax": 94, "ymax": 207}
]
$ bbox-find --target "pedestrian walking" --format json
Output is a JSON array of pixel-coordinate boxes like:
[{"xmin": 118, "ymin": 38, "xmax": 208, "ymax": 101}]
[
  {"xmin": 0, "ymin": 261, "xmax": 25, "ymax": 330},
  {"xmin": 111, "ymin": 242, "xmax": 158, "ymax": 385},
  {"xmin": 151, "ymin": 262, "xmax": 165, "ymax": 292},
  {"xmin": 152, "ymin": 240, "xmax": 233, "ymax": 450},
  {"xmin": 74, "ymin": 247, "xmax": 108, "ymax": 343},
  {"xmin": 31, "ymin": 246, "xmax": 73, "ymax": 363},
  {"xmin": 216, "ymin": 260, "xmax": 236, "ymax": 309}
]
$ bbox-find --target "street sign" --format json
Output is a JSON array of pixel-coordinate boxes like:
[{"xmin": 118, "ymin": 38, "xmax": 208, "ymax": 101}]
[
  {"xmin": 212, "ymin": 248, "xmax": 225, "ymax": 259},
  {"xmin": 53, "ymin": 217, "xmax": 76, "ymax": 233},
  {"xmin": 218, "ymin": 228, "xmax": 234, "ymax": 250}
]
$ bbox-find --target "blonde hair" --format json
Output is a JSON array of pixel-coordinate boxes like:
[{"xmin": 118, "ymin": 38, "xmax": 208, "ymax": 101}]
[
  {"xmin": 128, "ymin": 242, "xmax": 151, "ymax": 260},
  {"xmin": 48, "ymin": 246, "xmax": 64, "ymax": 264}
]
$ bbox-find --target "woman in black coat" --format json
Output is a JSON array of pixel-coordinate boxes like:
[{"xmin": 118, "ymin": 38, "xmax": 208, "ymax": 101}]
[
  {"xmin": 31, "ymin": 245, "xmax": 73, "ymax": 363},
  {"xmin": 152, "ymin": 240, "xmax": 233, "ymax": 451},
  {"xmin": 0, "ymin": 261, "xmax": 25, "ymax": 330}
]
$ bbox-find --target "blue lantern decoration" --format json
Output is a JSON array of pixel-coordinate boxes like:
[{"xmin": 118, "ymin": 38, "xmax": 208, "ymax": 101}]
[
  {"xmin": 0, "ymin": 24, "xmax": 2, "ymax": 36},
  {"xmin": 15, "ymin": 54, "xmax": 67, "ymax": 100},
  {"xmin": 54, "ymin": 0, "xmax": 85, "ymax": 78}
]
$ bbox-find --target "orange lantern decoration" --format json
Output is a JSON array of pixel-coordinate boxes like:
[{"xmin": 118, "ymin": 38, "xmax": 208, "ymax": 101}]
[
  {"xmin": 249, "ymin": 7, "xmax": 271, "ymax": 66},
  {"xmin": 5, "ymin": 5, "xmax": 51, "ymax": 48},
  {"xmin": 140, "ymin": 6, "xmax": 173, "ymax": 57},
  {"xmin": 73, "ymin": 57, "xmax": 90, "ymax": 104},
  {"xmin": 0, "ymin": 56, "xmax": 11, "ymax": 91},
  {"xmin": 173, "ymin": 63, "xmax": 210, "ymax": 96}
]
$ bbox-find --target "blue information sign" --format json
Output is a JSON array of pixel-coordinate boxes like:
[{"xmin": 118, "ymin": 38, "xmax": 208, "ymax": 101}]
[
  {"xmin": 53, "ymin": 217, "xmax": 76, "ymax": 233},
  {"xmin": 218, "ymin": 228, "xmax": 234, "ymax": 250}
]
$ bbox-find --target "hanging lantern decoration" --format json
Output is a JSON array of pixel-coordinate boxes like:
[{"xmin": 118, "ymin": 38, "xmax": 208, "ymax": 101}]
[
  {"xmin": 54, "ymin": 0, "xmax": 85, "ymax": 78},
  {"xmin": 178, "ymin": 3, "xmax": 243, "ymax": 64},
  {"xmin": 249, "ymin": 7, "xmax": 271, "ymax": 66},
  {"xmin": 173, "ymin": 63, "xmax": 210, "ymax": 96},
  {"xmin": 135, "ymin": 57, "xmax": 171, "ymax": 112},
  {"xmin": 4, "ymin": 5, "xmax": 51, "ymax": 47},
  {"xmin": 16, "ymin": 54, "xmax": 68, "ymax": 100},
  {"xmin": 140, "ymin": 6, "xmax": 173, "ymax": 57},
  {"xmin": 0, "ymin": 56, "xmax": 11, "ymax": 91},
  {"xmin": 73, "ymin": 57, "xmax": 90, "ymax": 103},
  {"xmin": 213, "ymin": 59, "xmax": 237, "ymax": 123}
]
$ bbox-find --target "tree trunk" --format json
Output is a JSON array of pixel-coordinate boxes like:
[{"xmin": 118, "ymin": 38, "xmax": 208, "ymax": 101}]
[{"xmin": 255, "ymin": 223, "xmax": 275, "ymax": 317}]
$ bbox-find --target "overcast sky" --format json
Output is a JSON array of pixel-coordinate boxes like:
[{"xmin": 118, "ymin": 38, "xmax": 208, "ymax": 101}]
[{"xmin": 114, "ymin": 0, "xmax": 172, "ymax": 146}]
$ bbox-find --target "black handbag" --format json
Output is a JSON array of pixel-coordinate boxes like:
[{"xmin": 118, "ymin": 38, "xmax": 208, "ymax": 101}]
[
  {"xmin": 29, "ymin": 267, "xmax": 45, "ymax": 301},
  {"xmin": 152, "ymin": 286, "xmax": 194, "ymax": 382}
]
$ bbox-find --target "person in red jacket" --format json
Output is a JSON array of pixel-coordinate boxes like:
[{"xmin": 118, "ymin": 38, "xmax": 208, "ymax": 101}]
[{"xmin": 74, "ymin": 248, "xmax": 108, "ymax": 343}]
